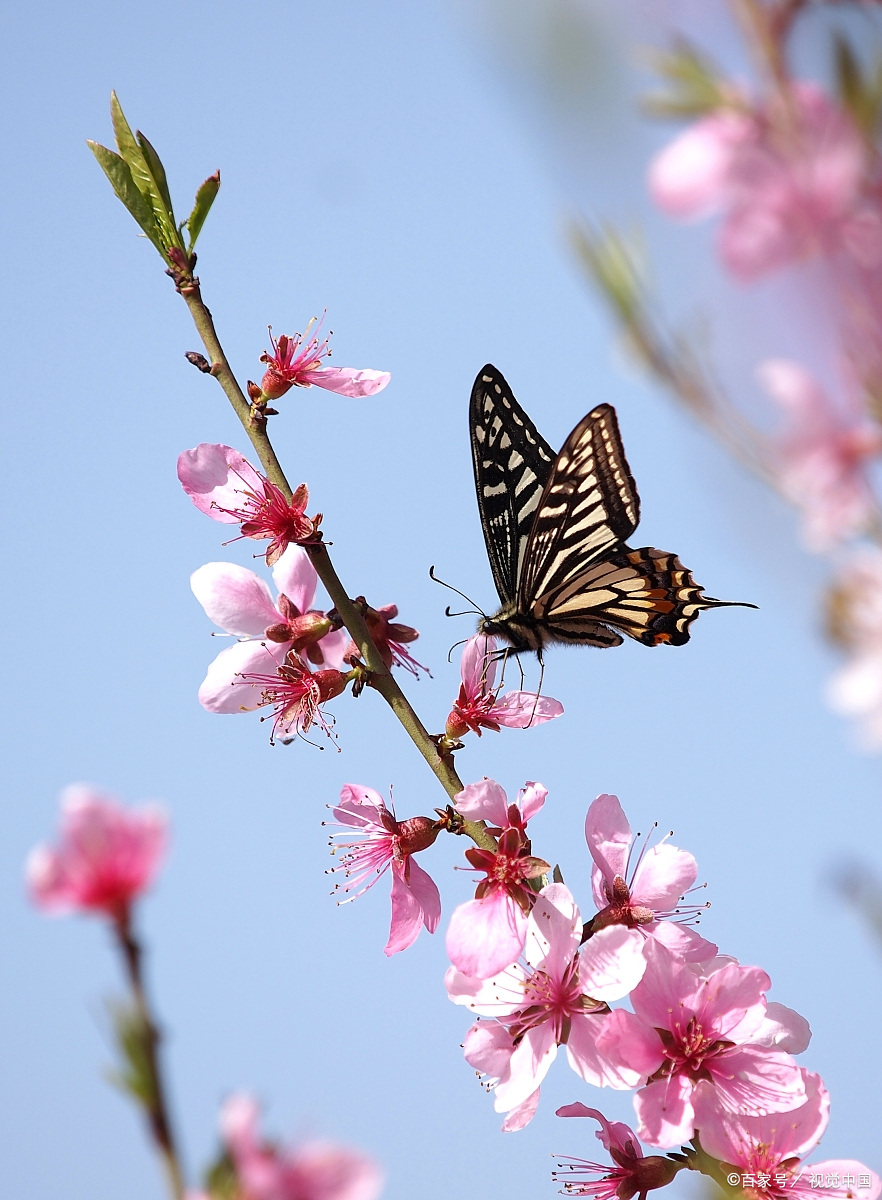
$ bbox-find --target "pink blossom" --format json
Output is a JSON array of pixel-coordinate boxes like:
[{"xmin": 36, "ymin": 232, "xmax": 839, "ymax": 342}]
[
  {"xmin": 445, "ymin": 778, "xmax": 550, "ymax": 978},
  {"xmin": 177, "ymin": 443, "xmax": 322, "ymax": 566},
  {"xmin": 26, "ymin": 784, "xmax": 166, "ymax": 918},
  {"xmin": 445, "ymin": 635, "xmax": 563, "ymax": 738},
  {"xmin": 220, "ymin": 1092, "xmax": 384, "ymax": 1200},
  {"xmin": 259, "ymin": 321, "xmax": 390, "ymax": 400},
  {"xmin": 584, "ymin": 794, "xmax": 717, "ymax": 962},
  {"xmin": 240, "ymin": 653, "xmax": 347, "ymax": 745},
  {"xmin": 596, "ymin": 941, "xmax": 808, "ymax": 1148},
  {"xmin": 759, "ymin": 360, "xmax": 882, "ymax": 551},
  {"xmin": 553, "ymin": 1103, "xmax": 682, "ymax": 1199},
  {"xmin": 827, "ymin": 551, "xmax": 882, "ymax": 746},
  {"xmin": 328, "ymin": 784, "xmax": 441, "ymax": 956},
  {"xmin": 191, "ymin": 546, "xmax": 349, "ymax": 716},
  {"xmin": 692, "ymin": 1070, "xmax": 880, "ymax": 1200},
  {"xmin": 649, "ymin": 86, "xmax": 882, "ymax": 280},
  {"xmin": 446, "ymin": 884, "xmax": 647, "ymax": 1127},
  {"xmin": 341, "ymin": 599, "xmax": 427, "ymax": 677}
]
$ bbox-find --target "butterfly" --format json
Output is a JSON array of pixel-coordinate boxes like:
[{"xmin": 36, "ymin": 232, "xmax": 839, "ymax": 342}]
[{"xmin": 470, "ymin": 364, "xmax": 753, "ymax": 655}]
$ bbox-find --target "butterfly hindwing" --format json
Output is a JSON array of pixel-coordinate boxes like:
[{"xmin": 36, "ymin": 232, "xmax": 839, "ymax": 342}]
[
  {"xmin": 470, "ymin": 365, "xmax": 556, "ymax": 606},
  {"xmin": 541, "ymin": 547, "xmax": 714, "ymax": 647},
  {"xmin": 519, "ymin": 403, "xmax": 640, "ymax": 613}
]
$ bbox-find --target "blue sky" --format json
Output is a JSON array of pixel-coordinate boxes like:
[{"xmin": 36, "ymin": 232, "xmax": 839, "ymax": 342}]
[{"xmin": 1, "ymin": 1, "xmax": 880, "ymax": 1197}]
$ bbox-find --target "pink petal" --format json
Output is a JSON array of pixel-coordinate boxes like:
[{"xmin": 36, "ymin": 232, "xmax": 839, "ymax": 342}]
[
  {"xmin": 554, "ymin": 1104, "xmax": 640, "ymax": 1156},
  {"xmin": 631, "ymin": 843, "xmax": 698, "ymax": 910},
  {"xmin": 523, "ymin": 884, "xmax": 581, "ymax": 974},
  {"xmin": 454, "ymin": 778, "xmax": 510, "ymax": 827},
  {"xmin": 648, "ymin": 112, "xmax": 752, "ymax": 218},
  {"xmin": 751, "ymin": 1001, "xmax": 812, "ymax": 1054},
  {"xmin": 445, "ymin": 890, "xmax": 528, "ymax": 979},
  {"xmin": 385, "ymin": 864, "xmax": 425, "ymax": 955},
  {"xmin": 584, "ymin": 794, "xmax": 632, "ymax": 886},
  {"xmin": 271, "ymin": 546, "xmax": 318, "ymax": 614},
  {"xmin": 191, "ymin": 562, "xmax": 281, "ymax": 636},
  {"xmin": 647, "ymin": 919, "xmax": 718, "ymax": 963},
  {"xmin": 335, "ymin": 784, "xmax": 388, "ymax": 827},
  {"xmin": 692, "ymin": 1069, "xmax": 828, "ymax": 1165},
  {"xmin": 566, "ymin": 1013, "xmax": 646, "ymax": 1090},
  {"xmin": 693, "ymin": 961, "xmax": 772, "ymax": 1040},
  {"xmin": 282, "ymin": 1144, "xmax": 384, "ymax": 1200},
  {"xmin": 709, "ymin": 1045, "xmax": 806, "ymax": 1116},
  {"xmin": 634, "ymin": 1075, "xmax": 696, "ymax": 1148},
  {"xmin": 594, "ymin": 1008, "xmax": 664, "ymax": 1077},
  {"xmin": 444, "ymin": 960, "xmax": 529, "ymax": 1018},
  {"xmin": 177, "ymin": 443, "xmax": 263, "ymax": 523},
  {"xmin": 460, "ymin": 634, "xmax": 497, "ymax": 693},
  {"xmin": 313, "ymin": 627, "xmax": 350, "ymax": 671},
  {"xmin": 495, "ymin": 1023, "xmax": 557, "ymax": 1112},
  {"xmin": 501, "ymin": 1089, "xmax": 541, "ymax": 1132},
  {"xmin": 517, "ymin": 781, "xmax": 548, "ymax": 823},
  {"xmin": 219, "ymin": 1093, "xmax": 261, "ymax": 1159},
  {"xmin": 197, "ymin": 639, "xmax": 287, "ymax": 714},
  {"xmin": 579, "ymin": 925, "xmax": 647, "ymax": 1002},
  {"xmin": 463, "ymin": 1020, "xmax": 516, "ymax": 1078},
  {"xmin": 404, "ymin": 857, "xmax": 441, "ymax": 933},
  {"xmin": 307, "ymin": 366, "xmax": 391, "ymax": 398},
  {"xmin": 491, "ymin": 692, "xmax": 564, "ymax": 728}
]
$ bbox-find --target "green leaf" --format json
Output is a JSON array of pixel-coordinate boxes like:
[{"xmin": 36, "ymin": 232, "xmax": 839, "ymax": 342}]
[
  {"xmin": 834, "ymin": 34, "xmax": 882, "ymax": 137},
  {"xmin": 643, "ymin": 39, "xmax": 729, "ymax": 119},
  {"xmin": 136, "ymin": 129, "xmax": 174, "ymax": 220},
  {"xmin": 184, "ymin": 170, "xmax": 221, "ymax": 250},
  {"xmin": 87, "ymin": 140, "xmax": 166, "ymax": 255},
  {"xmin": 204, "ymin": 1151, "xmax": 239, "ymax": 1200},
  {"xmin": 109, "ymin": 92, "xmax": 179, "ymax": 252},
  {"xmin": 105, "ymin": 1000, "xmax": 157, "ymax": 1110}
]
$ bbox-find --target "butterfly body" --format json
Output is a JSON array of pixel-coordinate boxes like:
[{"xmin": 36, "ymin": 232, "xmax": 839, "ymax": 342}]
[{"xmin": 470, "ymin": 365, "xmax": 751, "ymax": 655}]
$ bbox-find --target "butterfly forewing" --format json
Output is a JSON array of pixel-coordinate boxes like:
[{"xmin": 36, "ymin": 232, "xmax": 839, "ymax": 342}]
[
  {"xmin": 470, "ymin": 365, "xmax": 556, "ymax": 606},
  {"xmin": 519, "ymin": 404, "xmax": 640, "ymax": 614}
]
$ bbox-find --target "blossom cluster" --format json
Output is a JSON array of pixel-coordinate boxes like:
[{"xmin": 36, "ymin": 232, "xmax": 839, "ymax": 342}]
[
  {"xmin": 643, "ymin": 37, "xmax": 882, "ymax": 745},
  {"xmin": 326, "ymin": 773, "xmax": 878, "ymax": 1196}
]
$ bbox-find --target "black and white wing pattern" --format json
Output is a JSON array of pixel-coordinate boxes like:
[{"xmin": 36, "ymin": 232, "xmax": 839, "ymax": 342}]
[
  {"xmin": 518, "ymin": 404, "xmax": 640, "ymax": 612},
  {"xmin": 470, "ymin": 364, "xmax": 752, "ymax": 653},
  {"xmin": 470, "ymin": 365, "xmax": 556, "ymax": 606}
]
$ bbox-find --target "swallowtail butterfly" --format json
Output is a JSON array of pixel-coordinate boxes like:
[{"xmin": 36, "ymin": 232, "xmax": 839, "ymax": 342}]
[{"xmin": 470, "ymin": 364, "xmax": 752, "ymax": 654}]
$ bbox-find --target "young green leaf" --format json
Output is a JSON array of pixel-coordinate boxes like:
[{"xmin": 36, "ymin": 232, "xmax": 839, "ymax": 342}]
[
  {"xmin": 136, "ymin": 130, "xmax": 175, "ymax": 219},
  {"xmin": 109, "ymin": 92, "xmax": 179, "ymax": 252},
  {"xmin": 184, "ymin": 170, "xmax": 221, "ymax": 251},
  {"xmin": 87, "ymin": 140, "xmax": 166, "ymax": 256}
]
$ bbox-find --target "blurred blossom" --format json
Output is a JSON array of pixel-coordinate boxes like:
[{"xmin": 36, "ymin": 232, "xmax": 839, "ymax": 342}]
[
  {"xmin": 759, "ymin": 359, "xmax": 882, "ymax": 551},
  {"xmin": 650, "ymin": 85, "xmax": 882, "ymax": 281},
  {"xmin": 827, "ymin": 549, "xmax": 882, "ymax": 746},
  {"xmin": 220, "ymin": 1092, "xmax": 384, "ymax": 1200},
  {"xmin": 27, "ymin": 785, "xmax": 166, "ymax": 918}
]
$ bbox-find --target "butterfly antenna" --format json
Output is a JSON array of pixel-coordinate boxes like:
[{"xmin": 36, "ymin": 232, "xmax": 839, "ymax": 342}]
[{"xmin": 429, "ymin": 566, "xmax": 487, "ymax": 620}]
